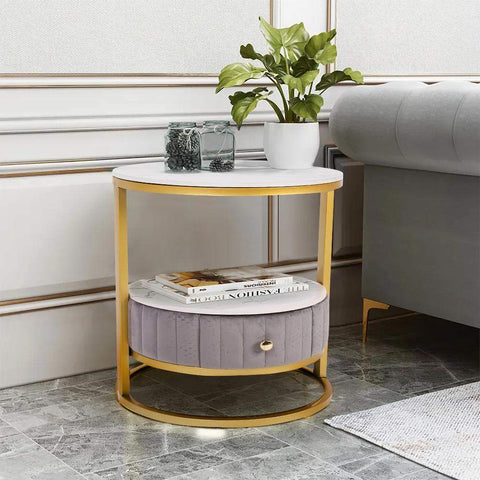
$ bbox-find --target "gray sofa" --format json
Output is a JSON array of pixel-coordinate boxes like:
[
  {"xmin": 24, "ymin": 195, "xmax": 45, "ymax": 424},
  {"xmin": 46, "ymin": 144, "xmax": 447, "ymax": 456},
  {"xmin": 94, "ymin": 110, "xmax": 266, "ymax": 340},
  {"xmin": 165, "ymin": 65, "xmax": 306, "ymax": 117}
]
[{"xmin": 330, "ymin": 82, "xmax": 480, "ymax": 340}]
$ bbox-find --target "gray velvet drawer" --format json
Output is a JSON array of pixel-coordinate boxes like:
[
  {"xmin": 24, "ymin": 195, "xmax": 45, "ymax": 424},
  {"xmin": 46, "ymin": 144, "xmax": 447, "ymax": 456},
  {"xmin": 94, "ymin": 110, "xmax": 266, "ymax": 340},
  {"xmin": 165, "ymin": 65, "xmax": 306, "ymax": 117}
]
[{"xmin": 128, "ymin": 297, "xmax": 329, "ymax": 370}]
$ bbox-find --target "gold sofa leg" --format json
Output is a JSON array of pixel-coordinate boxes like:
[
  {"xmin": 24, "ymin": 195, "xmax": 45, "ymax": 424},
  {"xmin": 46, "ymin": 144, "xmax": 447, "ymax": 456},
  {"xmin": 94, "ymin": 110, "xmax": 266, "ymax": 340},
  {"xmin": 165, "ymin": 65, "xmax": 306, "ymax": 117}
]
[{"xmin": 362, "ymin": 298, "xmax": 390, "ymax": 343}]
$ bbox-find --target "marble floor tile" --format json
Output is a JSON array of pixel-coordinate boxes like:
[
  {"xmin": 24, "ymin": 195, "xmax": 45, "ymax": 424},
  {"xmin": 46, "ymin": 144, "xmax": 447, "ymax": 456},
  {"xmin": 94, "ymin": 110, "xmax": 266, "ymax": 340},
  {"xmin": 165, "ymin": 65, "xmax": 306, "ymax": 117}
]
[
  {"xmin": 0, "ymin": 385, "xmax": 113, "ymax": 416},
  {"xmin": 303, "ymin": 376, "xmax": 405, "ymax": 426},
  {"xmin": 170, "ymin": 445, "xmax": 362, "ymax": 480},
  {"xmin": 143, "ymin": 367, "xmax": 291, "ymax": 399},
  {"xmin": 23, "ymin": 408, "xmax": 247, "ymax": 474},
  {"xmin": 199, "ymin": 372, "xmax": 322, "ymax": 414},
  {"xmin": 75, "ymin": 370, "xmax": 161, "ymax": 396},
  {"xmin": 338, "ymin": 452, "xmax": 424, "ymax": 480},
  {"xmin": 130, "ymin": 383, "xmax": 224, "ymax": 416},
  {"xmin": 0, "ymin": 431, "xmax": 84, "ymax": 479},
  {"xmin": 0, "ymin": 368, "xmax": 116, "ymax": 402},
  {"xmin": 85, "ymin": 430, "xmax": 286, "ymax": 479},
  {"xmin": 330, "ymin": 348, "xmax": 467, "ymax": 395},
  {"xmin": 0, "ymin": 419, "xmax": 19, "ymax": 439},
  {"xmin": 3, "ymin": 393, "xmax": 122, "ymax": 433},
  {"xmin": 261, "ymin": 420, "xmax": 383, "ymax": 466}
]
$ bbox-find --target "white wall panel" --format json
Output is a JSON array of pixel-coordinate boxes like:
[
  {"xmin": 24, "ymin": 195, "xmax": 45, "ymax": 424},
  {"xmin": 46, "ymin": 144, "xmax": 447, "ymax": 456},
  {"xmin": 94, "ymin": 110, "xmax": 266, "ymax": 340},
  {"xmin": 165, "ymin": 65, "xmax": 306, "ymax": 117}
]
[
  {"xmin": 277, "ymin": 0, "xmax": 327, "ymax": 34},
  {"xmin": 0, "ymin": 301, "xmax": 116, "ymax": 389},
  {"xmin": 0, "ymin": 85, "xmax": 278, "ymax": 164},
  {"xmin": 334, "ymin": 0, "xmax": 480, "ymax": 76},
  {"xmin": 0, "ymin": 0, "xmax": 270, "ymax": 74},
  {"xmin": 0, "ymin": 172, "xmax": 266, "ymax": 301}
]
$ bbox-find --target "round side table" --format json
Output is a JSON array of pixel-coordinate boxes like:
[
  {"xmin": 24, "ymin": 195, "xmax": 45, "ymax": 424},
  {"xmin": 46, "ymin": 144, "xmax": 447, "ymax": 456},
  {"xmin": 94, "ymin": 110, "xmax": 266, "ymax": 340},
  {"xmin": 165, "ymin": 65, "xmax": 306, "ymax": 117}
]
[{"xmin": 112, "ymin": 161, "xmax": 343, "ymax": 428}]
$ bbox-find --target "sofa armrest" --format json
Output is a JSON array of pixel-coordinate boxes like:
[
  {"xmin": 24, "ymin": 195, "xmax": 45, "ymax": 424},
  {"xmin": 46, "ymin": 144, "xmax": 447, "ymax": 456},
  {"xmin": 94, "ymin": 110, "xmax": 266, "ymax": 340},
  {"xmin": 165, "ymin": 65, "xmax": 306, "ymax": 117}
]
[{"xmin": 330, "ymin": 81, "xmax": 480, "ymax": 176}]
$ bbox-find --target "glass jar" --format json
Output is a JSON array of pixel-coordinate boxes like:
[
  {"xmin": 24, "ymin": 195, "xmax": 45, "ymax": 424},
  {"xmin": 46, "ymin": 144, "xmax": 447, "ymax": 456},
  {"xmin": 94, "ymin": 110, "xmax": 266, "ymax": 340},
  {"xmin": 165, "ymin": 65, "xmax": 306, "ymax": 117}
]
[
  {"xmin": 164, "ymin": 122, "xmax": 200, "ymax": 171},
  {"xmin": 199, "ymin": 121, "xmax": 235, "ymax": 172}
]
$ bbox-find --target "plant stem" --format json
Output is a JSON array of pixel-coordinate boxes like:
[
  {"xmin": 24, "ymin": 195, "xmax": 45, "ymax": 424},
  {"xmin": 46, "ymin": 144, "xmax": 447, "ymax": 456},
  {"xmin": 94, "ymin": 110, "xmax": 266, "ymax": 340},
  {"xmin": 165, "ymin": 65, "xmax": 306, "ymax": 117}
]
[
  {"xmin": 265, "ymin": 98, "xmax": 285, "ymax": 123},
  {"xmin": 266, "ymin": 74, "xmax": 289, "ymax": 122},
  {"xmin": 282, "ymin": 47, "xmax": 296, "ymax": 122}
]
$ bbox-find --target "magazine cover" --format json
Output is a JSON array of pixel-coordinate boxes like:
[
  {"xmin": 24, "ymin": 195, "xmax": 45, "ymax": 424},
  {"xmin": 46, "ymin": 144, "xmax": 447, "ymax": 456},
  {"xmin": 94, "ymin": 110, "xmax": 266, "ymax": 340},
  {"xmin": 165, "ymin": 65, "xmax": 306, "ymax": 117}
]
[
  {"xmin": 154, "ymin": 266, "xmax": 294, "ymax": 294},
  {"xmin": 140, "ymin": 278, "xmax": 309, "ymax": 304}
]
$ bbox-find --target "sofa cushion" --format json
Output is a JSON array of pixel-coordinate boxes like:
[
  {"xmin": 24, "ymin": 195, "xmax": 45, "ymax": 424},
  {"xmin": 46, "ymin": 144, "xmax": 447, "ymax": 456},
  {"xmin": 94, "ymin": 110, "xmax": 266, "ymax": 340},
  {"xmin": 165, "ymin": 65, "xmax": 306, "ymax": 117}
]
[{"xmin": 330, "ymin": 82, "xmax": 480, "ymax": 176}]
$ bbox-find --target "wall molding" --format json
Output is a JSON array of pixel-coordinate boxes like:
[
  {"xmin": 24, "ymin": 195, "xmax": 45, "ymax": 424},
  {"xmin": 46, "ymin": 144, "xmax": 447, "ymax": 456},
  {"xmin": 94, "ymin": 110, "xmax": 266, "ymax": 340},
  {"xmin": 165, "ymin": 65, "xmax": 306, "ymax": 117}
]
[
  {"xmin": 0, "ymin": 150, "xmax": 268, "ymax": 177},
  {"xmin": 0, "ymin": 111, "xmax": 331, "ymax": 136},
  {"xmin": 0, "ymin": 258, "xmax": 361, "ymax": 316}
]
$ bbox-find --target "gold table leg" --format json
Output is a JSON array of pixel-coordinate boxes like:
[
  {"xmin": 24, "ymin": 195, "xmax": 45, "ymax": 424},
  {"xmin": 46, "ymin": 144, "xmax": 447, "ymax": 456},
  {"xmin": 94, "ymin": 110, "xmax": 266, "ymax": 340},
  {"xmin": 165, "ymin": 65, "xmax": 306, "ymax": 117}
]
[
  {"xmin": 114, "ymin": 186, "xmax": 130, "ymax": 397},
  {"xmin": 314, "ymin": 190, "xmax": 335, "ymax": 379}
]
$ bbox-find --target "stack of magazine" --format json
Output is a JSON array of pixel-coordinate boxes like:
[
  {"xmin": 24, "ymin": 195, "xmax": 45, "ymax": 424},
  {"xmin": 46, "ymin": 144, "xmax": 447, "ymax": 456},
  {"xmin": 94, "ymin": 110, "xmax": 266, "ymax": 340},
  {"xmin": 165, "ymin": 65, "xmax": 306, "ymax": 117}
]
[{"xmin": 140, "ymin": 265, "xmax": 309, "ymax": 304}]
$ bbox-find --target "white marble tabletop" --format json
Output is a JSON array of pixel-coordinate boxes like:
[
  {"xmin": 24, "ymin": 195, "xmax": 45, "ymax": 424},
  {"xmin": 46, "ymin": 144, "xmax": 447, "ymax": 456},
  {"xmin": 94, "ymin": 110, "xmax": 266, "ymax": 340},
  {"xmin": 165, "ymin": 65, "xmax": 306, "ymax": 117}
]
[
  {"xmin": 129, "ymin": 278, "xmax": 327, "ymax": 315},
  {"xmin": 113, "ymin": 160, "xmax": 343, "ymax": 188}
]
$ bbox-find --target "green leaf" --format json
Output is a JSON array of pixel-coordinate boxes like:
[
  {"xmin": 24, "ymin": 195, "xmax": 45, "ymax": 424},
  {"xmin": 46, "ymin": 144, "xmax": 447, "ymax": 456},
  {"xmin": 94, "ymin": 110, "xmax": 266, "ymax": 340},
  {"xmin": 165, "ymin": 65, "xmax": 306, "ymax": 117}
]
[
  {"xmin": 343, "ymin": 67, "xmax": 364, "ymax": 84},
  {"xmin": 289, "ymin": 94, "xmax": 324, "ymax": 121},
  {"xmin": 315, "ymin": 67, "xmax": 364, "ymax": 92},
  {"xmin": 216, "ymin": 63, "xmax": 266, "ymax": 93},
  {"xmin": 291, "ymin": 56, "xmax": 319, "ymax": 77},
  {"xmin": 290, "ymin": 94, "xmax": 324, "ymax": 121},
  {"xmin": 315, "ymin": 43, "xmax": 337, "ymax": 65},
  {"xmin": 259, "ymin": 16, "xmax": 309, "ymax": 61},
  {"xmin": 240, "ymin": 44, "xmax": 286, "ymax": 76},
  {"xmin": 305, "ymin": 29, "xmax": 336, "ymax": 58},
  {"xmin": 282, "ymin": 70, "xmax": 318, "ymax": 94},
  {"xmin": 228, "ymin": 88, "xmax": 272, "ymax": 127},
  {"xmin": 264, "ymin": 54, "xmax": 287, "ymax": 76},
  {"xmin": 240, "ymin": 43, "xmax": 263, "ymax": 61}
]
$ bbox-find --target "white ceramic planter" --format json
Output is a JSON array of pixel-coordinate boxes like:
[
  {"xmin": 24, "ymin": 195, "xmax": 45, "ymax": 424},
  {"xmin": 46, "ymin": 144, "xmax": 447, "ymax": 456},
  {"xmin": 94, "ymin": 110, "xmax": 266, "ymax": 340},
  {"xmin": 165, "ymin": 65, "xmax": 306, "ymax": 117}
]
[{"xmin": 263, "ymin": 122, "xmax": 320, "ymax": 169}]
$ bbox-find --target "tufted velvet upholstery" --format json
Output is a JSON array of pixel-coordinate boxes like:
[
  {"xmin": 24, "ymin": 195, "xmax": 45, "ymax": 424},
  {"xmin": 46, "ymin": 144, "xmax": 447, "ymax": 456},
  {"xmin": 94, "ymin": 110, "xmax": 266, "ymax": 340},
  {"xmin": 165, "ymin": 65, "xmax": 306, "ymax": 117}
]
[
  {"xmin": 128, "ymin": 297, "xmax": 329, "ymax": 369},
  {"xmin": 329, "ymin": 81, "xmax": 480, "ymax": 329},
  {"xmin": 330, "ymin": 82, "xmax": 480, "ymax": 176}
]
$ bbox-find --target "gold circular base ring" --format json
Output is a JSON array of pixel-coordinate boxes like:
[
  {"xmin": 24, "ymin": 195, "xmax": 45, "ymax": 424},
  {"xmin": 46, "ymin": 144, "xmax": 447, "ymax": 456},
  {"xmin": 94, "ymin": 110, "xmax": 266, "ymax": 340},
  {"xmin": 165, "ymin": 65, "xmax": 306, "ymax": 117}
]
[{"xmin": 116, "ymin": 364, "xmax": 332, "ymax": 428}]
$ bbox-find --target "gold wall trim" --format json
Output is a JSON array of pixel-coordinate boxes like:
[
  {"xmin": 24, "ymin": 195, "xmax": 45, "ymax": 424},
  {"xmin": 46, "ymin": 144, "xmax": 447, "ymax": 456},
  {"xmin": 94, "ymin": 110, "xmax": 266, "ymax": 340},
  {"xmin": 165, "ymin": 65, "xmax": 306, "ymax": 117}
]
[
  {"xmin": 0, "ymin": 168, "xmax": 110, "ymax": 178},
  {"xmin": 0, "ymin": 286, "xmax": 115, "ymax": 307}
]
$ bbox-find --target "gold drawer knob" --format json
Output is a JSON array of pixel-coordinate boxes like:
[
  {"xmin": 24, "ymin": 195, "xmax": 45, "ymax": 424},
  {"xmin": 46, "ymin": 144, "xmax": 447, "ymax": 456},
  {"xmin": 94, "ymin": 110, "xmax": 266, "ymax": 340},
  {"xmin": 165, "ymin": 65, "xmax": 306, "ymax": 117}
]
[{"xmin": 260, "ymin": 339, "xmax": 273, "ymax": 352}]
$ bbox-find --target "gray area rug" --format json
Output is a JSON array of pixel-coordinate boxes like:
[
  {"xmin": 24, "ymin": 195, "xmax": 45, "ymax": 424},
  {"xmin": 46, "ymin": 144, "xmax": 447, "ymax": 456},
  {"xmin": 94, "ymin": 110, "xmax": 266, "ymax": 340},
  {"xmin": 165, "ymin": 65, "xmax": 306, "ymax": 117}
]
[{"xmin": 325, "ymin": 381, "xmax": 480, "ymax": 480}]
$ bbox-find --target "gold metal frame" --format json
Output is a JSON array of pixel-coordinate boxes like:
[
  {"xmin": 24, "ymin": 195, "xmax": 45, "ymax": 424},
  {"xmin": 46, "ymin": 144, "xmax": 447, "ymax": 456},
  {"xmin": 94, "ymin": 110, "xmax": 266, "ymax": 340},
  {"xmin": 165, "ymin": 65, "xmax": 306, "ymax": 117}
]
[{"xmin": 114, "ymin": 176, "xmax": 340, "ymax": 427}]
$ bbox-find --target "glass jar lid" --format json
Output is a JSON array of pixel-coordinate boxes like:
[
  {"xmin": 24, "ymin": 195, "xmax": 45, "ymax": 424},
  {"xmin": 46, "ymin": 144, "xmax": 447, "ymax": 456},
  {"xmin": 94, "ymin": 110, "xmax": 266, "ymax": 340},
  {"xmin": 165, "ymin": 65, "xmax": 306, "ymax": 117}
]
[
  {"xmin": 202, "ymin": 120, "xmax": 230, "ymax": 126},
  {"xmin": 168, "ymin": 122, "xmax": 196, "ymax": 128}
]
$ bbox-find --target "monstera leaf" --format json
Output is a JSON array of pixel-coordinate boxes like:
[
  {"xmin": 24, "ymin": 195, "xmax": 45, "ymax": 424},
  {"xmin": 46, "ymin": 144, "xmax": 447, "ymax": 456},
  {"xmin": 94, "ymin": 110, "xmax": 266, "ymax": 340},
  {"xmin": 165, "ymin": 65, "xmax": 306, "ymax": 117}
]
[
  {"xmin": 305, "ymin": 30, "xmax": 337, "ymax": 65},
  {"xmin": 228, "ymin": 88, "xmax": 273, "ymax": 127},
  {"xmin": 240, "ymin": 44, "xmax": 287, "ymax": 76},
  {"xmin": 305, "ymin": 30, "xmax": 336, "ymax": 57},
  {"xmin": 291, "ymin": 56, "xmax": 319, "ymax": 77},
  {"xmin": 259, "ymin": 17, "xmax": 309, "ymax": 61},
  {"xmin": 282, "ymin": 70, "xmax": 318, "ymax": 94},
  {"xmin": 216, "ymin": 63, "xmax": 266, "ymax": 93},
  {"xmin": 289, "ymin": 94, "xmax": 324, "ymax": 121},
  {"xmin": 315, "ymin": 68, "xmax": 364, "ymax": 92}
]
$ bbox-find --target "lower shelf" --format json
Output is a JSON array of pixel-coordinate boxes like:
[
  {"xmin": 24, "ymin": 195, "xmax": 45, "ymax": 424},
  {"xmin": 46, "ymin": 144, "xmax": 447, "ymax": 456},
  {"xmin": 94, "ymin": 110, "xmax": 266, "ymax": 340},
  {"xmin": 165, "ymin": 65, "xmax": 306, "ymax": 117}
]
[{"xmin": 116, "ymin": 363, "xmax": 332, "ymax": 428}]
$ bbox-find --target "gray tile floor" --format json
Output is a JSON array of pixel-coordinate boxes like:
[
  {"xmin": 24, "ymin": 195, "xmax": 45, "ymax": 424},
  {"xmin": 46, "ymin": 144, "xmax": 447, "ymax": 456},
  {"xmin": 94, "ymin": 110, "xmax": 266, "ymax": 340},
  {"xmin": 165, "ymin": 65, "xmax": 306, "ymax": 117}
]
[{"xmin": 1, "ymin": 314, "xmax": 478, "ymax": 479}]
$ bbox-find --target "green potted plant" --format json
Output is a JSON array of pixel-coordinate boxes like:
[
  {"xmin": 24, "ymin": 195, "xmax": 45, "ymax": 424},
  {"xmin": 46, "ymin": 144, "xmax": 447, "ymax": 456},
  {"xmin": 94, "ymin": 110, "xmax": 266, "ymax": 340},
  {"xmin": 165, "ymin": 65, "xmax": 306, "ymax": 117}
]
[{"xmin": 216, "ymin": 17, "xmax": 364, "ymax": 169}]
